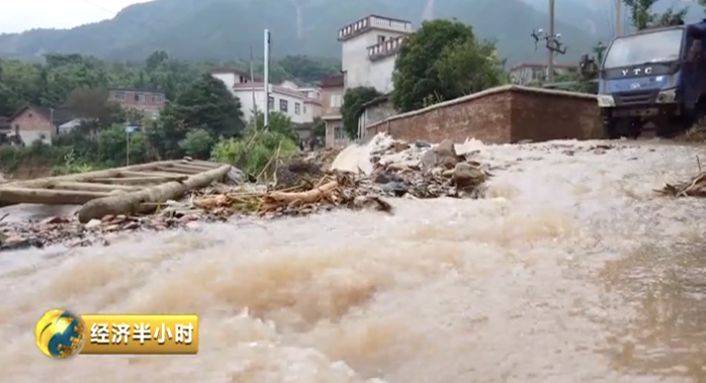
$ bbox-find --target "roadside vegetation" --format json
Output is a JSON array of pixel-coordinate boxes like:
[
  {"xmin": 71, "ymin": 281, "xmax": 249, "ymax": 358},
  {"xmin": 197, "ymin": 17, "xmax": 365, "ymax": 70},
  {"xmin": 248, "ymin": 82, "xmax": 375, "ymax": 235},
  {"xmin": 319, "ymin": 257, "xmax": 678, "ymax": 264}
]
[{"xmin": 0, "ymin": 51, "xmax": 336, "ymax": 178}]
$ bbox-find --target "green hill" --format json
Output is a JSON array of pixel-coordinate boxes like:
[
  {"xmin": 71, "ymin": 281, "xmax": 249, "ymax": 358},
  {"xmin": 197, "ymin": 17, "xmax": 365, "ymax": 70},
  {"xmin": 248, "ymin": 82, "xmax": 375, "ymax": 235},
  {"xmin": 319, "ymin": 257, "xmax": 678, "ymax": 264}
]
[{"xmin": 0, "ymin": 0, "xmax": 602, "ymax": 65}]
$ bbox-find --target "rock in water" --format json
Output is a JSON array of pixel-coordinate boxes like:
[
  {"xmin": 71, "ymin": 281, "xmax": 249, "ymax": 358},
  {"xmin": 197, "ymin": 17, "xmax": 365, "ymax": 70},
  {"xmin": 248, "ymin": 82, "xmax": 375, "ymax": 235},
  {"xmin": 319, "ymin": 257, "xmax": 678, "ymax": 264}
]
[
  {"xmin": 453, "ymin": 162, "xmax": 486, "ymax": 191},
  {"xmin": 422, "ymin": 139, "xmax": 461, "ymax": 170}
]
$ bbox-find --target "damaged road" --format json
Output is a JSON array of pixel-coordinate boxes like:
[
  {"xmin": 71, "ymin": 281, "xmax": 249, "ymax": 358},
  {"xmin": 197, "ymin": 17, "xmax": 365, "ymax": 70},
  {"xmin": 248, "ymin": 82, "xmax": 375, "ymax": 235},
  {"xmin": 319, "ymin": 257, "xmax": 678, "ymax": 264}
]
[
  {"xmin": 1, "ymin": 138, "xmax": 706, "ymax": 382},
  {"xmin": 0, "ymin": 135, "xmax": 489, "ymax": 250}
]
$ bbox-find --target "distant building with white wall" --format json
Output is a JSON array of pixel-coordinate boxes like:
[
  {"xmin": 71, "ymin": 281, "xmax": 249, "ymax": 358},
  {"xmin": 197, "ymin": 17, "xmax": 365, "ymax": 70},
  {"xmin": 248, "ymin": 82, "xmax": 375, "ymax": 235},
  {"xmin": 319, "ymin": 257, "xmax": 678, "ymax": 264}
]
[
  {"xmin": 339, "ymin": 15, "xmax": 413, "ymax": 94},
  {"xmin": 210, "ymin": 68, "xmax": 322, "ymax": 126},
  {"xmin": 323, "ymin": 15, "xmax": 412, "ymax": 148}
]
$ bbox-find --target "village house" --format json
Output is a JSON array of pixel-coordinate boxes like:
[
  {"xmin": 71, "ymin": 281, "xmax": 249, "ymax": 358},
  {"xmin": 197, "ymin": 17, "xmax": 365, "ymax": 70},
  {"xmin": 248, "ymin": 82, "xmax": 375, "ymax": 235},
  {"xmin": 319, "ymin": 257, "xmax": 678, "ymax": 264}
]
[
  {"xmin": 5, "ymin": 105, "xmax": 75, "ymax": 146},
  {"xmin": 108, "ymin": 88, "xmax": 166, "ymax": 119},
  {"xmin": 319, "ymin": 74, "xmax": 346, "ymax": 149},
  {"xmin": 339, "ymin": 15, "xmax": 413, "ymax": 93},
  {"xmin": 211, "ymin": 67, "xmax": 323, "ymax": 126},
  {"xmin": 509, "ymin": 62, "xmax": 579, "ymax": 86},
  {"xmin": 324, "ymin": 14, "xmax": 413, "ymax": 148}
]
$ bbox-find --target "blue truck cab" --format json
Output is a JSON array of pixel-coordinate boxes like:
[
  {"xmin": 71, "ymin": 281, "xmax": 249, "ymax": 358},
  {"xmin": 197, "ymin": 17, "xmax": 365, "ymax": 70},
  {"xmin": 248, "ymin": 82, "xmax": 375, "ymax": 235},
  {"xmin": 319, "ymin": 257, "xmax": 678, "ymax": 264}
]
[{"xmin": 598, "ymin": 21, "xmax": 706, "ymax": 138}]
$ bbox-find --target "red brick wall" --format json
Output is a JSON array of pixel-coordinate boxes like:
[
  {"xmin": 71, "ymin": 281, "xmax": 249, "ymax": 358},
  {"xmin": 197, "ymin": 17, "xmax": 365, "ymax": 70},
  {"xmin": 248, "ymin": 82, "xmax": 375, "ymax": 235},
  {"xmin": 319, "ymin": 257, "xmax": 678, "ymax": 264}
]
[{"xmin": 366, "ymin": 86, "xmax": 602, "ymax": 144}]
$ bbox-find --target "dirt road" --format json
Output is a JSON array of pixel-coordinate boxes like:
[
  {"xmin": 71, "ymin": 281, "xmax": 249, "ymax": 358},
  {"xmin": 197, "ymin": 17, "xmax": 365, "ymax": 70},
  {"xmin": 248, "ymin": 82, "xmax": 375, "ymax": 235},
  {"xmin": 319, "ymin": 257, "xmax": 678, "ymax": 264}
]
[{"xmin": 1, "ymin": 139, "xmax": 704, "ymax": 382}]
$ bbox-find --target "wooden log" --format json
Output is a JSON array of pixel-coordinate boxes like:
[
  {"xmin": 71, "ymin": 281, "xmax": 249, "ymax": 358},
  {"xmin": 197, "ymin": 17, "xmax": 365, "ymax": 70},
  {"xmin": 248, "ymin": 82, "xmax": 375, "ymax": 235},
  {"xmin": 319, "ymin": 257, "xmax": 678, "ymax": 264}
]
[
  {"xmin": 119, "ymin": 171, "xmax": 192, "ymax": 179},
  {"xmin": 51, "ymin": 182, "xmax": 141, "ymax": 193},
  {"xmin": 152, "ymin": 166, "xmax": 201, "ymax": 175},
  {"xmin": 169, "ymin": 163, "xmax": 219, "ymax": 172},
  {"xmin": 3, "ymin": 159, "xmax": 227, "ymax": 189},
  {"xmin": 78, "ymin": 165, "xmax": 231, "ymax": 222},
  {"xmin": 0, "ymin": 187, "xmax": 112, "ymax": 205},
  {"xmin": 264, "ymin": 181, "xmax": 339, "ymax": 206},
  {"xmin": 89, "ymin": 176, "xmax": 188, "ymax": 185}
]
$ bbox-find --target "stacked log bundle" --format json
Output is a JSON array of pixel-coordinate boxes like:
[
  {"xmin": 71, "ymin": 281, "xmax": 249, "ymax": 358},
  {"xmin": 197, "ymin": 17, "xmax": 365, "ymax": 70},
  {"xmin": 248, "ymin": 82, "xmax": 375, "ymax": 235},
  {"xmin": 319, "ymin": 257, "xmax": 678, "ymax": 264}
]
[{"xmin": 0, "ymin": 159, "xmax": 232, "ymax": 222}]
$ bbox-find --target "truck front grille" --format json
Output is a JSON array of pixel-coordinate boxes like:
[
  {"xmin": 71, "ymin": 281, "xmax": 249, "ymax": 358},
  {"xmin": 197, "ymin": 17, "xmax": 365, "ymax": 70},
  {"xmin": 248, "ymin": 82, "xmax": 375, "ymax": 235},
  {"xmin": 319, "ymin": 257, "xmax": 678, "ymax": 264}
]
[{"xmin": 616, "ymin": 91, "xmax": 656, "ymax": 106}]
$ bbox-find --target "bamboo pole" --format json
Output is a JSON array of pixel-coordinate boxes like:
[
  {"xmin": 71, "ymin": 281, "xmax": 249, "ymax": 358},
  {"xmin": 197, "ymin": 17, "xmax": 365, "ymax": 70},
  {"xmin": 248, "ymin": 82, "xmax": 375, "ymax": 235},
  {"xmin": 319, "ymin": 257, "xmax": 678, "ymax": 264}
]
[
  {"xmin": 51, "ymin": 182, "xmax": 141, "ymax": 193},
  {"xmin": 0, "ymin": 187, "xmax": 113, "ymax": 205},
  {"xmin": 78, "ymin": 165, "xmax": 231, "ymax": 222}
]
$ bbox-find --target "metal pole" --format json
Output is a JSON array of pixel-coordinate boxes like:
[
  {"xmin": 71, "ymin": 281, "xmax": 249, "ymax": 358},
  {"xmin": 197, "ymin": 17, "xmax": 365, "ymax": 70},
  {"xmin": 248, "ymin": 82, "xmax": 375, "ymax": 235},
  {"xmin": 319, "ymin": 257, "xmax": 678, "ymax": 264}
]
[
  {"xmin": 615, "ymin": 0, "xmax": 622, "ymax": 37},
  {"xmin": 264, "ymin": 29, "xmax": 271, "ymax": 129},
  {"xmin": 126, "ymin": 131, "xmax": 130, "ymax": 166},
  {"xmin": 547, "ymin": 0, "xmax": 555, "ymax": 83}
]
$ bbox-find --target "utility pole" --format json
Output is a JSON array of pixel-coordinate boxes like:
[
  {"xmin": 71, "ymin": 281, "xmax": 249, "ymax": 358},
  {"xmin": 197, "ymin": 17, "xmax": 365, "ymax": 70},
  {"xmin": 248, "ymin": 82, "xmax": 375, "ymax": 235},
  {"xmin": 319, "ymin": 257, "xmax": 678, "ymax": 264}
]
[
  {"xmin": 264, "ymin": 29, "xmax": 271, "ymax": 129},
  {"xmin": 548, "ymin": 0, "xmax": 555, "ymax": 83},
  {"xmin": 615, "ymin": 0, "xmax": 622, "ymax": 37}
]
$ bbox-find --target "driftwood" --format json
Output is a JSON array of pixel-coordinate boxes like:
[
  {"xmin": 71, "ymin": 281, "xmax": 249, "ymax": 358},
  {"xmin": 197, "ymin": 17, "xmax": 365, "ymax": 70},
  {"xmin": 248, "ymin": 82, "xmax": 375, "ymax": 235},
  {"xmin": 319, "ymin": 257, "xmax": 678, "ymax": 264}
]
[
  {"xmin": 263, "ymin": 181, "xmax": 338, "ymax": 206},
  {"xmin": 0, "ymin": 187, "xmax": 113, "ymax": 205},
  {"xmin": 77, "ymin": 164, "xmax": 231, "ymax": 223}
]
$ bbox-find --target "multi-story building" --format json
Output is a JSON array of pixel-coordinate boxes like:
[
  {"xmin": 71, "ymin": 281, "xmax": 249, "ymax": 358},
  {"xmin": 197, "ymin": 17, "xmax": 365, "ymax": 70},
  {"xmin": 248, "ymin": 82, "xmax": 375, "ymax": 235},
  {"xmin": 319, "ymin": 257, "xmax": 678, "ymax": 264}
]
[
  {"xmin": 339, "ymin": 15, "xmax": 413, "ymax": 94},
  {"xmin": 319, "ymin": 74, "xmax": 347, "ymax": 148},
  {"xmin": 108, "ymin": 89, "xmax": 166, "ymax": 119},
  {"xmin": 211, "ymin": 68, "xmax": 322, "ymax": 126}
]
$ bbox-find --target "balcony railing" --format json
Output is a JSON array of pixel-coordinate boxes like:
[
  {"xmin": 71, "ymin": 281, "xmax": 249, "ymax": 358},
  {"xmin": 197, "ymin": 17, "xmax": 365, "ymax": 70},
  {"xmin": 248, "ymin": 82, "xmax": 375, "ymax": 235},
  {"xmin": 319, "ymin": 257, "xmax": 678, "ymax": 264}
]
[
  {"xmin": 338, "ymin": 15, "xmax": 412, "ymax": 41},
  {"xmin": 367, "ymin": 36, "xmax": 406, "ymax": 61}
]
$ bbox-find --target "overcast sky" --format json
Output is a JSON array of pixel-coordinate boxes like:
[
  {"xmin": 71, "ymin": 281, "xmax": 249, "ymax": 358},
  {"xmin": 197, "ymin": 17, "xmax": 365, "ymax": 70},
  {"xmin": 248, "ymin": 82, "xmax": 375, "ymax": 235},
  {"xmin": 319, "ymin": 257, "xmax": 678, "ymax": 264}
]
[{"xmin": 0, "ymin": 0, "xmax": 152, "ymax": 34}]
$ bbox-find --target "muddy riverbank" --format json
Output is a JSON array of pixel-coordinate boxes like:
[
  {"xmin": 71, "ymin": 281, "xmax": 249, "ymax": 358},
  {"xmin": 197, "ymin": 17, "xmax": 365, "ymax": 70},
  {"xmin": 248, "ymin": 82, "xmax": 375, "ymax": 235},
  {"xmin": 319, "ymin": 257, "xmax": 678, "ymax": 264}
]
[{"xmin": 0, "ymin": 139, "xmax": 704, "ymax": 382}]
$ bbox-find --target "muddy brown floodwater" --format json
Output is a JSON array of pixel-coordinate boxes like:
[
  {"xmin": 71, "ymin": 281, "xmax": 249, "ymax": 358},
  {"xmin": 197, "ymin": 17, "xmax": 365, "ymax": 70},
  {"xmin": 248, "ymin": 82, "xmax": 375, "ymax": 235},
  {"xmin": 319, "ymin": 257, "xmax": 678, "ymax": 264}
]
[{"xmin": 0, "ymin": 139, "xmax": 705, "ymax": 382}]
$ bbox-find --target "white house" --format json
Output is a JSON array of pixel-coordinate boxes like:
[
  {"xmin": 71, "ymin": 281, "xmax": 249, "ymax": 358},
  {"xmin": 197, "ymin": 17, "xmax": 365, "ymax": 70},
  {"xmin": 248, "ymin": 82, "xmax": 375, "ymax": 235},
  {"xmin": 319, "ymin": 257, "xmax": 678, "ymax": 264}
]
[
  {"xmin": 210, "ymin": 68, "xmax": 322, "ymax": 125},
  {"xmin": 339, "ymin": 15, "xmax": 413, "ymax": 94}
]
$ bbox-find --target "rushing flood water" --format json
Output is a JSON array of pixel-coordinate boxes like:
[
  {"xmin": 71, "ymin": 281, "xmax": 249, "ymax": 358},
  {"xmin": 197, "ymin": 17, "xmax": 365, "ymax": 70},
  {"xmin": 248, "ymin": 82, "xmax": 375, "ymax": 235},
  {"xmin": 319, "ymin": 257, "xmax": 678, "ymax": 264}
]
[{"xmin": 1, "ymin": 139, "xmax": 705, "ymax": 382}]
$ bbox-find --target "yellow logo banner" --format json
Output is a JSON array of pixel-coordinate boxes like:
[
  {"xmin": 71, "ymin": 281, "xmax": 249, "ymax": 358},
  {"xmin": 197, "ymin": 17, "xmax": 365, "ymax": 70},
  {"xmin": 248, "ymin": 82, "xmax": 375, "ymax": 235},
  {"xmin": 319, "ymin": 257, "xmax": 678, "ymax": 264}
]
[{"xmin": 81, "ymin": 314, "xmax": 199, "ymax": 355}]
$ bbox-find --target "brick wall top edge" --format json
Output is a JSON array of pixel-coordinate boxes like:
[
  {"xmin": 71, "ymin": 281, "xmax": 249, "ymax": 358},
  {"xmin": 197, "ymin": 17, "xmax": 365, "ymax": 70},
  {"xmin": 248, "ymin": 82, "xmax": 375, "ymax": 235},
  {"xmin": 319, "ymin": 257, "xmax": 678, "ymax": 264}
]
[{"xmin": 367, "ymin": 85, "xmax": 597, "ymax": 131}]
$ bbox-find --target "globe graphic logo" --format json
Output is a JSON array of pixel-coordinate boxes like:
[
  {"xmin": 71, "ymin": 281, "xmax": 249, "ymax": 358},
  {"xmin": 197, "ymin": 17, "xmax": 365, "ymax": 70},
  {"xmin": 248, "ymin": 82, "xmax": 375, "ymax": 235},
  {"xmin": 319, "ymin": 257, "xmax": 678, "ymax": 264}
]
[{"xmin": 35, "ymin": 309, "xmax": 85, "ymax": 359}]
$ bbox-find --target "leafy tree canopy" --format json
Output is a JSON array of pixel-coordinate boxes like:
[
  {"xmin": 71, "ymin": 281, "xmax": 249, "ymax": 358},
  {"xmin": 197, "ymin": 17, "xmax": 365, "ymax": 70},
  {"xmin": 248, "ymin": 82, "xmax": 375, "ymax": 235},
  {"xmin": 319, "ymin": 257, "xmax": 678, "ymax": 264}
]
[
  {"xmin": 148, "ymin": 74, "xmax": 244, "ymax": 158},
  {"xmin": 392, "ymin": 20, "xmax": 504, "ymax": 112},
  {"xmin": 623, "ymin": 0, "xmax": 688, "ymax": 30},
  {"xmin": 341, "ymin": 87, "xmax": 381, "ymax": 139}
]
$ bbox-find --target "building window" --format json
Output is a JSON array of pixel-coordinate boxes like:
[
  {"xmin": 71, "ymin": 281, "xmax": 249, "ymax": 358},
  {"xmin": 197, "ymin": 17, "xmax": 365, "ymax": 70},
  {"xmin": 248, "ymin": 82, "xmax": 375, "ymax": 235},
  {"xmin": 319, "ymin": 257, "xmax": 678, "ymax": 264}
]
[
  {"xmin": 295, "ymin": 102, "xmax": 301, "ymax": 115},
  {"xmin": 378, "ymin": 35, "xmax": 386, "ymax": 43},
  {"xmin": 303, "ymin": 105, "xmax": 308, "ymax": 114},
  {"xmin": 268, "ymin": 96, "xmax": 275, "ymax": 110},
  {"xmin": 331, "ymin": 94, "xmax": 342, "ymax": 108},
  {"xmin": 113, "ymin": 91, "xmax": 126, "ymax": 100},
  {"xmin": 280, "ymin": 99, "xmax": 288, "ymax": 113}
]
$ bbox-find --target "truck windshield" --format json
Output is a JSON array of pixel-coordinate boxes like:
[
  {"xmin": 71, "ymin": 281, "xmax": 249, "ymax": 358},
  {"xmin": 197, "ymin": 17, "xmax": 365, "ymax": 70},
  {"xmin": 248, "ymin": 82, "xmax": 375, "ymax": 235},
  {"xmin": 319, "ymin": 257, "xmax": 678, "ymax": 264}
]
[{"xmin": 604, "ymin": 29, "xmax": 683, "ymax": 69}]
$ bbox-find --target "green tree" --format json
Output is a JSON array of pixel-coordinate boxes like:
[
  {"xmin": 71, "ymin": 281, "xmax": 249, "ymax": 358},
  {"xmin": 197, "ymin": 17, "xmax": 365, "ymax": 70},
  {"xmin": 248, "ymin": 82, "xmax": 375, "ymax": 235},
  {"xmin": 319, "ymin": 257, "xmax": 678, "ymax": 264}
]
[
  {"xmin": 392, "ymin": 20, "xmax": 503, "ymax": 112},
  {"xmin": 250, "ymin": 111, "xmax": 297, "ymax": 141},
  {"xmin": 341, "ymin": 87, "xmax": 380, "ymax": 138},
  {"xmin": 146, "ymin": 50, "xmax": 169, "ymax": 72},
  {"xmin": 149, "ymin": 74, "xmax": 244, "ymax": 158},
  {"xmin": 97, "ymin": 126, "xmax": 149, "ymax": 166},
  {"xmin": 434, "ymin": 39, "xmax": 504, "ymax": 102},
  {"xmin": 65, "ymin": 87, "xmax": 122, "ymax": 128},
  {"xmin": 623, "ymin": 0, "xmax": 688, "ymax": 30},
  {"xmin": 179, "ymin": 129, "xmax": 215, "ymax": 159},
  {"xmin": 171, "ymin": 74, "xmax": 244, "ymax": 138}
]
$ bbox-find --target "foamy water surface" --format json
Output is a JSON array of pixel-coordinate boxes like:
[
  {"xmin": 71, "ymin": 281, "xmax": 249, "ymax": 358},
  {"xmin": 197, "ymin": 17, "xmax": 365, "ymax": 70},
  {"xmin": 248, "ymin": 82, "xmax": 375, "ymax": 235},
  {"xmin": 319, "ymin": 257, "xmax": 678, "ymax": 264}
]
[{"xmin": 1, "ymin": 139, "xmax": 705, "ymax": 382}]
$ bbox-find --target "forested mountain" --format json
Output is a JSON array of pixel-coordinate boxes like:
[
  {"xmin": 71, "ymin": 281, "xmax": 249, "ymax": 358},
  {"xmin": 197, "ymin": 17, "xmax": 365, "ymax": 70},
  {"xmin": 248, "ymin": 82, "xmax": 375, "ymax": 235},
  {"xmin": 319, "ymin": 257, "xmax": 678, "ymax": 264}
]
[{"xmin": 0, "ymin": 0, "xmax": 641, "ymax": 65}]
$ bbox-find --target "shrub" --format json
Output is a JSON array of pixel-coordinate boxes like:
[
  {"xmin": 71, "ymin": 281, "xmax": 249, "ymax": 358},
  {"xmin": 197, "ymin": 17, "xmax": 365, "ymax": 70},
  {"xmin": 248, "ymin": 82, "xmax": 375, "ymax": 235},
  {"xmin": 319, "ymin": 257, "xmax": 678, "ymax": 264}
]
[
  {"xmin": 97, "ymin": 125, "xmax": 150, "ymax": 166},
  {"xmin": 212, "ymin": 128, "xmax": 298, "ymax": 179},
  {"xmin": 179, "ymin": 129, "xmax": 215, "ymax": 159}
]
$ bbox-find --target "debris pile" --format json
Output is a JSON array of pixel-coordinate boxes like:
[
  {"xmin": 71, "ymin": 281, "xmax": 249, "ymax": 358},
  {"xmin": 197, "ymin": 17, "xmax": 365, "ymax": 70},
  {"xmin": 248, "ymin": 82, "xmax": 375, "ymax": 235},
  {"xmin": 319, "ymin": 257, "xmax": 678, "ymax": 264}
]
[
  {"xmin": 339, "ymin": 136, "xmax": 489, "ymax": 199},
  {"xmin": 0, "ymin": 134, "xmax": 488, "ymax": 250}
]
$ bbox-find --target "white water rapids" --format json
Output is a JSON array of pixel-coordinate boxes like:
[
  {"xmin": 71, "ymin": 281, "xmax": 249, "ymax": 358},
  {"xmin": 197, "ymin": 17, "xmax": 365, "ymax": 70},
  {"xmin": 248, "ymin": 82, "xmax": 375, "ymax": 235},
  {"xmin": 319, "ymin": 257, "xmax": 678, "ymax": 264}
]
[{"xmin": 1, "ymin": 139, "xmax": 705, "ymax": 382}]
